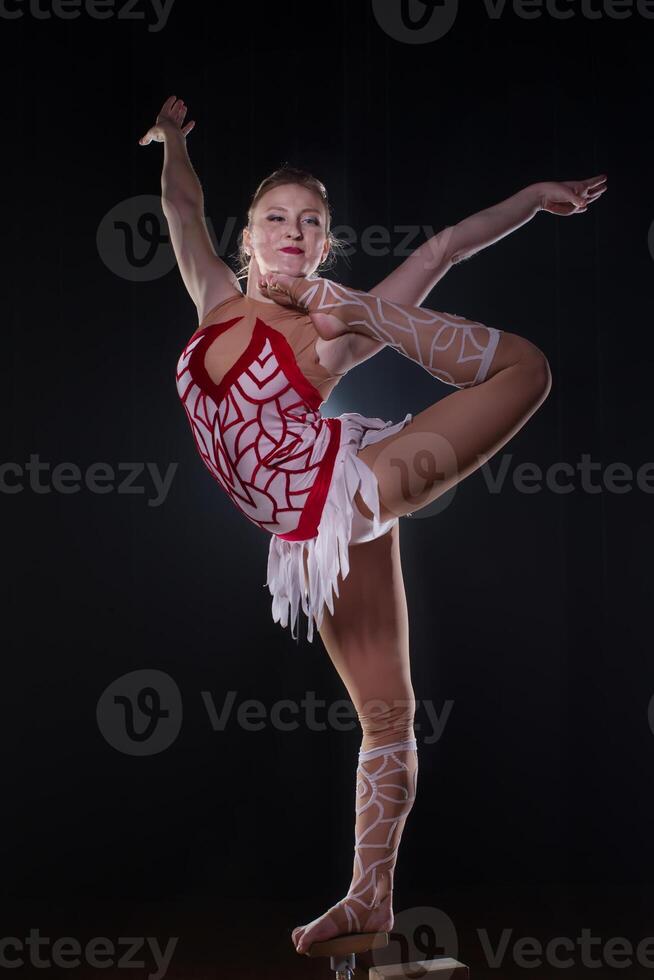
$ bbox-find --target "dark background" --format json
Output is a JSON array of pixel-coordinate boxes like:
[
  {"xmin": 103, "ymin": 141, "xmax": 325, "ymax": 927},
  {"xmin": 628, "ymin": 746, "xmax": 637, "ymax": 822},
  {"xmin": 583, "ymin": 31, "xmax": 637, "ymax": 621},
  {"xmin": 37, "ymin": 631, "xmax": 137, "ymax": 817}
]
[{"xmin": 4, "ymin": 1, "xmax": 654, "ymax": 977}]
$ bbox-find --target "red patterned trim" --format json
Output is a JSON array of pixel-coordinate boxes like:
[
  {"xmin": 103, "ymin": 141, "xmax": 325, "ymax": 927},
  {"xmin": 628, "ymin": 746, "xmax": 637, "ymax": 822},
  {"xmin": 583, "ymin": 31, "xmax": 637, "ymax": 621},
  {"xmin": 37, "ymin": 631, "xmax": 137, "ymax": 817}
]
[
  {"xmin": 185, "ymin": 316, "xmax": 325, "ymax": 412},
  {"xmin": 180, "ymin": 313, "xmax": 340, "ymax": 543},
  {"xmin": 261, "ymin": 319, "xmax": 323, "ymax": 412},
  {"xmin": 276, "ymin": 416, "xmax": 342, "ymax": 542}
]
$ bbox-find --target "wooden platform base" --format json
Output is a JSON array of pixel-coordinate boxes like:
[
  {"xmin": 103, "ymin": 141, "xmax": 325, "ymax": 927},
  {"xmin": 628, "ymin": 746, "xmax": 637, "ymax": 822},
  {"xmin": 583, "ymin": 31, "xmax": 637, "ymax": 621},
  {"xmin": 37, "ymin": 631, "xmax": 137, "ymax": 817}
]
[
  {"xmin": 307, "ymin": 930, "xmax": 389, "ymax": 958},
  {"xmin": 369, "ymin": 957, "xmax": 469, "ymax": 979}
]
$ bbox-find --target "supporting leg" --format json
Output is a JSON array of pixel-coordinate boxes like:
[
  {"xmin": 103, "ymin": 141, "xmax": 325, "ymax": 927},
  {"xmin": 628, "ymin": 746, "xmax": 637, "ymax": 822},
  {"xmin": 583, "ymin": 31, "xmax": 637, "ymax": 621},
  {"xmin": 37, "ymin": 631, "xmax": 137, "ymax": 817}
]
[{"xmin": 292, "ymin": 524, "xmax": 418, "ymax": 959}]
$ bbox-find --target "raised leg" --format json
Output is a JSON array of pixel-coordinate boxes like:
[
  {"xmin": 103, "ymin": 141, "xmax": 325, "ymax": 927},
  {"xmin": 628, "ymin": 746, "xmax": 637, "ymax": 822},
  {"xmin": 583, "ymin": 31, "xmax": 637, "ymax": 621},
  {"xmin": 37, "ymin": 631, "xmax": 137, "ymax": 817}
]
[
  {"xmin": 355, "ymin": 329, "xmax": 551, "ymax": 523},
  {"xmin": 276, "ymin": 276, "xmax": 551, "ymax": 521},
  {"xmin": 295, "ymin": 276, "xmax": 505, "ymax": 388}
]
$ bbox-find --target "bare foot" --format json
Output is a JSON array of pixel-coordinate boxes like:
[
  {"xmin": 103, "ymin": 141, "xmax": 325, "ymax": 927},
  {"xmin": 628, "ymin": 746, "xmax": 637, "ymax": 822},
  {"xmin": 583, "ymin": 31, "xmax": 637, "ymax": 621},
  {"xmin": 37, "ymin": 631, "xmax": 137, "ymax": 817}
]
[{"xmin": 292, "ymin": 892, "xmax": 393, "ymax": 956}]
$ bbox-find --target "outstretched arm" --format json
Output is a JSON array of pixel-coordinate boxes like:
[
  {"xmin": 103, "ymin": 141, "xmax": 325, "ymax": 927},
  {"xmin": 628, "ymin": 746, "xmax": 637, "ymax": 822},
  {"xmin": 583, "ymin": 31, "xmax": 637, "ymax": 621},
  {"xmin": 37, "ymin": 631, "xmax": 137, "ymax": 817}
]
[
  {"xmin": 445, "ymin": 184, "xmax": 542, "ymax": 265},
  {"xmin": 258, "ymin": 173, "xmax": 606, "ymax": 386},
  {"xmin": 368, "ymin": 224, "xmax": 456, "ymax": 307},
  {"xmin": 368, "ymin": 174, "xmax": 607, "ymax": 308},
  {"xmin": 363, "ymin": 189, "xmax": 536, "ymax": 312},
  {"xmin": 446, "ymin": 174, "xmax": 607, "ymax": 265}
]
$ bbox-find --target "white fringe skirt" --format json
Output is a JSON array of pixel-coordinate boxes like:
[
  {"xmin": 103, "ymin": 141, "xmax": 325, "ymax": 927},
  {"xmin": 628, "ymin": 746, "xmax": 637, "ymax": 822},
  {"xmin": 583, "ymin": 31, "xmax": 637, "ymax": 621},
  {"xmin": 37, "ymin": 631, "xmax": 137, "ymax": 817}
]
[{"xmin": 265, "ymin": 410, "xmax": 414, "ymax": 644}]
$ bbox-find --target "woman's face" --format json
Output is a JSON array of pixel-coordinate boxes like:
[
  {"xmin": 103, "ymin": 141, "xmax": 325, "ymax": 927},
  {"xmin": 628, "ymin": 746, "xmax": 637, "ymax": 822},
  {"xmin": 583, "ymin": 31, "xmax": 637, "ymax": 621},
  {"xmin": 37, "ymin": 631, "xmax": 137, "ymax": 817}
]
[{"xmin": 244, "ymin": 183, "xmax": 330, "ymax": 278}]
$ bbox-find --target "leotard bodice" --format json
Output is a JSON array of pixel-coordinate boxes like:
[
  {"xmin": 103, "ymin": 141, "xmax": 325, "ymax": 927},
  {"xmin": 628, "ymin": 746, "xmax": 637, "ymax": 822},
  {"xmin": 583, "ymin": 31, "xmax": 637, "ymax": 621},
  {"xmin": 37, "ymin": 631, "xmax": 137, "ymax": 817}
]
[{"xmin": 175, "ymin": 291, "xmax": 347, "ymax": 542}]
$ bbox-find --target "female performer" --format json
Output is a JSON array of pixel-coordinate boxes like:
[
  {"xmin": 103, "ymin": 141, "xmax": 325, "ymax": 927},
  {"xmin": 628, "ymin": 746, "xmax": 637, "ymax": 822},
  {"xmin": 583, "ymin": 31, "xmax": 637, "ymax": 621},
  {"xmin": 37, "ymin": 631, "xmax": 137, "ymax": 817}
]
[{"xmin": 140, "ymin": 95, "xmax": 607, "ymax": 957}]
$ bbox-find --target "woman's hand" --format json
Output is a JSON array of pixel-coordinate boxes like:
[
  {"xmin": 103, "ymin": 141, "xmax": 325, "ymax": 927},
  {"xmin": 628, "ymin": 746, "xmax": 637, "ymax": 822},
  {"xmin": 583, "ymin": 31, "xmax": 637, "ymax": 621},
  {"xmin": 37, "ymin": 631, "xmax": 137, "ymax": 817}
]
[
  {"xmin": 138, "ymin": 94, "xmax": 196, "ymax": 146},
  {"xmin": 258, "ymin": 271, "xmax": 309, "ymax": 309},
  {"xmin": 248, "ymin": 253, "xmax": 298, "ymax": 306},
  {"xmin": 250, "ymin": 255, "xmax": 311, "ymax": 310},
  {"xmin": 259, "ymin": 272, "xmax": 346, "ymax": 341},
  {"xmin": 538, "ymin": 174, "xmax": 607, "ymax": 215}
]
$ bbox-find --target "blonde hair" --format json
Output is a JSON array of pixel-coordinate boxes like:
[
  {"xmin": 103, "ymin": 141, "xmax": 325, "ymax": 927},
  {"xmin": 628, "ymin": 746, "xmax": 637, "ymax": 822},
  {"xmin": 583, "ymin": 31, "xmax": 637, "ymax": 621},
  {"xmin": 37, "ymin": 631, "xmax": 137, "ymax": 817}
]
[{"xmin": 232, "ymin": 164, "xmax": 349, "ymax": 282}]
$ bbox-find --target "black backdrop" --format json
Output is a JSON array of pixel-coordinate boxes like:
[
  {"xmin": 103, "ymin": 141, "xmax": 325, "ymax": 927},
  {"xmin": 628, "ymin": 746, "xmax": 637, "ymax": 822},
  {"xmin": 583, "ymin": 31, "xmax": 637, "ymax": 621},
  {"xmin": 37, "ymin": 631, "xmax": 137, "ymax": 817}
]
[{"xmin": 4, "ymin": 1, "xmax": 654, "ymax": 978}]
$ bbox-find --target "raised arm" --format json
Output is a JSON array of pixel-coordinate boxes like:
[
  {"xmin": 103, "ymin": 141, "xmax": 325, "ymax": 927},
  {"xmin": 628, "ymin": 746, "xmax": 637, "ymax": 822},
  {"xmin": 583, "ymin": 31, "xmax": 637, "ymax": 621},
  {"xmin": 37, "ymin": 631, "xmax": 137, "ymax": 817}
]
[{"xmin": 139, "ymin": 95, "xmax": 242, "ymax": 320}]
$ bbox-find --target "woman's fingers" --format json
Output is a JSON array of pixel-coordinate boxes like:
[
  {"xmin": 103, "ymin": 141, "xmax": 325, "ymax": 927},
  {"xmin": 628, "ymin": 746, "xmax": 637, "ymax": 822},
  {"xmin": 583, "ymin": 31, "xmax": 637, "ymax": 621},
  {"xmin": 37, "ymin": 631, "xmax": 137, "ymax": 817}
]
[
  {"xmin": 259, "ymin": 283, "xmax": 293, "ymax": 306},
  {"xmin": 140, "ymin": 96, "xmax": 194, "ymax": 144},
  {"xmin": 541, "ymin": 175, "xmax": 607, "ymax": 215},
  {"xmin": 576, "ymin": 186, "xmax": 606, "ymax": 208},
  {"xmin": 159, "ymin": 94, "xmax": 176, "ymax": 117},
  {"xmin": 259, "ymin": 272, "xmax": 305, "ymax": 306},
  {"xmin": 562, "ymin": 182, "xmax": 586, "ymax": 206},
  {"xmin": 169, "ymin": 97, "xmax": 191, "ymax": 130},
  {"xmin": 259, "ymin": 273, "xmax": 284, "ymax": 295},
  {"xmin": 571, "ymin": 175, "xmax": 607, "ymax": 202}
]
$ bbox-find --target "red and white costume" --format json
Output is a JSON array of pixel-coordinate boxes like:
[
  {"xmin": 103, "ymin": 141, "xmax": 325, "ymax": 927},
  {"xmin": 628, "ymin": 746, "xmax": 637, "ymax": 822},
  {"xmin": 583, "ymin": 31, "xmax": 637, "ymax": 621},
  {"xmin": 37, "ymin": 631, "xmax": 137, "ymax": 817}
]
[{"xmin": 175, "ymin": 292, "xmax": 413, "ymax": 643}]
